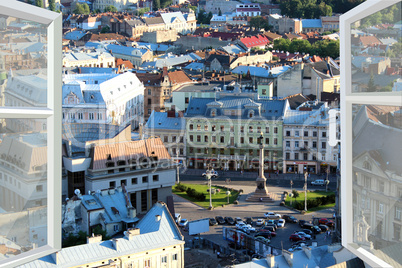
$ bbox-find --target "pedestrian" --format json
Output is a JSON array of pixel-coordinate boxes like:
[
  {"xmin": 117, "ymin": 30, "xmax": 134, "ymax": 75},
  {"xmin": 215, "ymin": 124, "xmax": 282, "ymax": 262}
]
[{"xmin": 241, "ymin": 169, "xmax": 243, "ymax": 176}]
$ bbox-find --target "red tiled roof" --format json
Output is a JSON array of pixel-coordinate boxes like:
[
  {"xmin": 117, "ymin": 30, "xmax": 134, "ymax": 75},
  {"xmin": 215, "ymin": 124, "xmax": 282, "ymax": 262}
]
[
  {"xmin": 168, "ymin": 70, "xmax": 192, "ymax": 85},
  {"xmin": 360, "ymin": 35, "xmax": 381, "ymax": 47},
  {"xmin": 240, "ymin": 35, "xmax": 269, "ymax": 48}
]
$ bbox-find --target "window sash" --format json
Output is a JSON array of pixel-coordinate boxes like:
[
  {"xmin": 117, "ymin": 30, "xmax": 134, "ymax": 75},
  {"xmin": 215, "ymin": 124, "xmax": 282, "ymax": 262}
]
[
  {"xmin": 0, "ymin": 2, "xmax": 62, "ymax": 267},
  {"xmin": 340, "ymin": 1, "xmax": 400, "ymax": 267}
]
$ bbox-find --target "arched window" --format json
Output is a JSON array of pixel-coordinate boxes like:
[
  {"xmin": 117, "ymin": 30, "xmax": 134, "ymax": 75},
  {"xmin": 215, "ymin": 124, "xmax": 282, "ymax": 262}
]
[
  {"xmin": 363, "ymin": 161, "xmax": 371, "ymax": 171},
  {"xmin": 211, "ymin": 109, "xmax": 216, "ymax": 117},
  {"xmin": 249, "ymin": 110, "xmax": 254, "ymax": 118}
]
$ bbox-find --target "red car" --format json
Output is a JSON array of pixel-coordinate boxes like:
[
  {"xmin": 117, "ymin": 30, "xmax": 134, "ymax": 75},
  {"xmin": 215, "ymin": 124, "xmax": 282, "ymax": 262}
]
[
  {"xmin": 319, "ymin": 218, "xmax": 335, "ymax": 227},
  {"xmin": 289, "ymin": 234, "xmax": 306, "ymax": 242},
  {"xmin": 259, "ymin": 229, "xmax": 276, "ymax": 237}
]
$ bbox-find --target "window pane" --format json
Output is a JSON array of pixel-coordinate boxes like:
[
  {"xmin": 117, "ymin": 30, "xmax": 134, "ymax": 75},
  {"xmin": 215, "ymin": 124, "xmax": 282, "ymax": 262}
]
[
  {"xmin": 352, "ymin": 104, "xmax": 401, "ymax": 261},
  {"xmin": 0, "ymin": 118, "xmax": 48, "ymax": 257},
  {"xmin": 0, "ymin": 18, "xmax": 47, "ymax": 108},
  {"xmin": 350, "ymin": 2, "xmax": 401, "ymax": 94}
]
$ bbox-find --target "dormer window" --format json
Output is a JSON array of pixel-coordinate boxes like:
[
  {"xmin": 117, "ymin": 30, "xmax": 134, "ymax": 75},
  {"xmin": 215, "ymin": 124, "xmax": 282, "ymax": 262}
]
[
  {"xmin": 363, "ymin": 161, "xmax": 371, "ymax": 171},
  {"xmin": 249, "ymin": 110, "xmax": 254, "ymax": 118},
  {"xmin": 211, "ymin": 109, "xmax": 216, "ymax": 117}
]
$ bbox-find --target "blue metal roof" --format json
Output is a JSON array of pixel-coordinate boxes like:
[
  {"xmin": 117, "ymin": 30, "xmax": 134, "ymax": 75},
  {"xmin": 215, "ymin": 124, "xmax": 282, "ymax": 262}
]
[
  {"xmin": 64, "ymin": 30, "xmax": 87, "ymax": 41},
  {"xmin": 186, "ymin": 96, "xmax": 286, "ymax": 120},
  {"xmin": 302, "ymin": 19, "xmax": 322, "ymax": 28},
  {"xmin": 145, "ymin": 111, "xmax": 185, "ymax": 131},
  {"xmin": 107, "ymin": 44, "xmax": 148, "ymax": 57}
]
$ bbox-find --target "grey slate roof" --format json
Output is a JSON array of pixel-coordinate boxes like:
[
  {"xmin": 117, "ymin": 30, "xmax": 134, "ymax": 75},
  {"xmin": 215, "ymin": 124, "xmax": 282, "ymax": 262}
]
[
  {"xmin": 145, "ymin": 111, "xmax": 185, "ymax": 131},
  {"xmin": 18, "ymin": 202, "xmax": 184, "ymax": 268},
  {"xmin": 107, "ymin": 44, "xmax": 148, "ymax": 57},
  {"xmin": 186, "ymin": 97, "xmax": 286, "ymax": 120}
]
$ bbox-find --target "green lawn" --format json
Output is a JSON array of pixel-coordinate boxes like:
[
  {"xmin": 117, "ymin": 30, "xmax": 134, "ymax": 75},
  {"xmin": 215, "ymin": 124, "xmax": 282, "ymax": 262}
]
[
  {"xmin": 285, "ymin": 190, "xmax": 335, "ymax": 212},
  {"xmin": 173, "ymin": 183, "xmax": 239, "ymax": 209}
]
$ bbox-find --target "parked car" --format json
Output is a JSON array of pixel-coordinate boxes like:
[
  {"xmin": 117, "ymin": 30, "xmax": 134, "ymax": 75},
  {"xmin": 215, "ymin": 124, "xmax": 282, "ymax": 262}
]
[
  {"xmin": 299, "ymin": 220, "xmax": 311, "ymax": 227},
  {"xmin": 234, "ymin": 217, "xmax": 243, "ymax": 223},
  {"xmin": 277, "ymin": 219, "xmax": 286, "ymax": 228},
  {"xmin": 301, "ymin": 222, "xmax": 314, "ymax": 230},
  {"xmin": 255, "ymin": 236, "xmax": 270, "ymax": 244},
  {"xmin": 319, "ymin": 218, "xmax": 335, "ymax": 227},
  {"xmin": 302, "ymin": 229, "xmax": 313, "ymax": 235},
  {"xmin": 312, "ymin": 225, "xmax": 322, "ymax": 234},
  {"xmin": 236, "ymin": 222, "xmax": 246, "ymax": 229},
  {"xmin": 318, "ymin": 224, "xmax": 329, "ymax": 232},
  {"xmin": 178, "ymin": 219, "xmax": 189, "ymax": 227},
  {"xmin": 311, "ymin": 179, "xmax": 325, "ymax": 186},
  {"xmin": 258, "ymin": 227, "xmax": 276, "ymax": 237},
  {"xmin": 283, "ymin": 215, "xmax": 298, "ymax": 223},
  {"xmin": 289, "ymin": 234, "xmax": 306, "ymax": 242},
  {"xmin": 261, "ymin": 225, "xmax": 277, "ymax": 234},
  {"xmin": 225, "ymin": 217, "xmax": 235, "ymax": 225},
  {"xmin": 255, "ymin": 232, "xmax": 272, "ymax": 239},
  {"xmin": 294, "ymin": 231, "xmax": 311, "ymax": 240},
  {"xmin": 264, "ymin": 212, "xmax": 281, "ymax": 219},
  {"xmin": 266, "ymin": 220, "xmax": 277, "ymax": 227},
  {"xmin": 209, "ymin": 218, "xmax": 218, "ymax": 226},
  {"xmin": 256, "ymin": 219, "xmax": 265, "ymax": 227},
  {"xmin": 216, "ymin": 216, "xmax": 225, "ymax": 225},
  {"xmin": 242, "ymin": 225, "xmax": 256, "ymax": 233},
  {"xmin": 202, "ymin": 170, "xmax": 218, "ymax": 178},
  {"xmin": 245, "ymin": 217, "xmax": 253, "ymax": 225}
]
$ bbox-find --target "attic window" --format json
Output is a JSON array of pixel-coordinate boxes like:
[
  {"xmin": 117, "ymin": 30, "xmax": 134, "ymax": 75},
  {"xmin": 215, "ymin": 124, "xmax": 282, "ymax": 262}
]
[
  {"xmin": 158, "ymin": 122, "xmax": 162, "ymax": 125},
  {"xmin": 107, "ymin": 154, "xmax": 112, "ymax": 161},
  {"xmin": 91, "ymin": 95, "xmax": 95, "ymax": 99},
  {"xmin": 117, "ymin": 160, "xmax": 126, "ymax": 166}
]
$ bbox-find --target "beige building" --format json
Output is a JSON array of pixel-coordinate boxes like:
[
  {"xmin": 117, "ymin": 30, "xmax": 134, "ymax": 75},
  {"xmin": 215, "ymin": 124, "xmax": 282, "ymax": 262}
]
[
  {"xmin": 93, "ymin": 0, "xmax": 137, "ymax": 12},
  {"xmin": 141, "ymin": 29, "xmax": 178, "ymax": 43},
  {"xmin": 19, "ymin": 202, "xmax": 185, "ymax": 268},
  {"xmin": 63, "ymin": 49, "xmax": 115, "ymax": 68},
  {"xmin": 278, "ymin": 17, "xmax": 302, "ymax": 34},
  {"xmin": 231, "ymin": 51, "xmax": 273, "ymax": 69}
]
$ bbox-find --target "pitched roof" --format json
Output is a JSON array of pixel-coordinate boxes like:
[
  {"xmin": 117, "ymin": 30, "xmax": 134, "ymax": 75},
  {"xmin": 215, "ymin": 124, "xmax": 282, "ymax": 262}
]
[
  {"xmin": 359, "ymin": 35, "xmax": 381, "ymax": 46},
  {"xmin": 91, "ymin": 137, "xmax": 171, "ymax": 170},
  {"xmin": 144, "ymin": 17, "xmax": 164, "ymax": 25},
  {"xmin": 262, "ymin": 31, "xmax": 282, "ymax": 41},
  {"xmin": 18, "ymin": 202, "xmax": 184, "ymax": 268},
  {"xmin": 239, "ymin": 35, "xmax": 269, "ymax": 48},
  {"xmin": 145, "ymin": 111, "xmax": 185, "ymax": 131},
  {"xmin": 167, "ymin": 70, "xmax": 192, "ymax": 84}
]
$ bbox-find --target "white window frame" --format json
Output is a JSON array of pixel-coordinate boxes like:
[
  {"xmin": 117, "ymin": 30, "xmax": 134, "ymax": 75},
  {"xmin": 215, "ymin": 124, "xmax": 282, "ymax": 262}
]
[
  {"xmin": 340, "ymin": 1, "xmax": 401, "ymax": 267},
  {"xmin": 0, "ymin": 2, "xmax": 62, "ymax": 267}
]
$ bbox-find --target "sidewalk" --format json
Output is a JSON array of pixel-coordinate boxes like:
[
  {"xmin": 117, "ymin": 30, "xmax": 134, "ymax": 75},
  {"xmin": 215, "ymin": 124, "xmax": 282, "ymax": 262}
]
[{"xmin": 182, "ymin": 168, "xmax": 337, "ymax": 182}]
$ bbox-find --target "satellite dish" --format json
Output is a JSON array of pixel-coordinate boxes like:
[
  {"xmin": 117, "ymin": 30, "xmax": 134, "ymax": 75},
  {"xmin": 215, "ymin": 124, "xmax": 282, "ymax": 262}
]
[{"xmin": 74, "ymin": 189, "xmax": 81, "ymax": 195}]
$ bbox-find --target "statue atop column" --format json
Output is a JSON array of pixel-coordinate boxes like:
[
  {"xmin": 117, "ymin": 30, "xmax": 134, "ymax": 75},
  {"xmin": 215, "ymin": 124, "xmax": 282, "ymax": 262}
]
[{"xmin": 255, "ymin": 132, "xmax": 268, "ymax": 195}]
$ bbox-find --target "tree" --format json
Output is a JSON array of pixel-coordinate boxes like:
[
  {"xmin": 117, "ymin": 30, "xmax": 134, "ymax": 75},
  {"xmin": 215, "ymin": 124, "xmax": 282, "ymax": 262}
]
[
  {"xmin": 249, "ymin": 16, "xmax": 271, "ymax": 31},
  {"xmin": 35, "ymin": 0, "xmax": 43, "ymax": 8},
  {"xmin": 136, "ymin": 7, "xmax": 150, "ymax": 16},
  {"xmin": 48, "ymin": 0, "xmax": 56, "ymax": 11},
  {"xmin": 105, "ymin": 5, "xmax": 118, "ymax": 12},
  {"xmin": 288, "ymin": 39, "xmax": 312, "ymax": 54},
  {"xmin": 292, "ymin": 190, "xmax": 300, "ymax": 198},
  {"xmin": 273, "ymin": 38, "xmax": 291, "ymax": 52},
  {"xmin": 100, "ymin": 26, "xmax": 110, "ymax": 33},
  {"xmin": 312, "ymin": 39, "xmax": 339, "ymax": 59},
  {"xmin": 152, "ymin": 0, "xmax": 160, "ymax": 11},
  {"xmin": 73, "ymin": 3, "xmax": 90, "ymax": 14},
  {"xmin": 367, "ymin": 74, "xmax": 376, "ymax": 92}
]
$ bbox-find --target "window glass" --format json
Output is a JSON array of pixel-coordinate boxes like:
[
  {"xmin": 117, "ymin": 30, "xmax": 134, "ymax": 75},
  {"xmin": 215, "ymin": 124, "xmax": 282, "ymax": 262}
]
[{"xmin": 0, "ymin": 119, "xmax": 48, "ymax": 254}]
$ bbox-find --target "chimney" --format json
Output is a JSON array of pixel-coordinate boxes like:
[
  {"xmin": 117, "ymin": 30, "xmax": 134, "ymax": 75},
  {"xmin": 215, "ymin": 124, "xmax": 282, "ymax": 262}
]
[
  {"xmin": 266, "ymin": 254, "xmax": 275, "ymax": 268},
  {"xmin": 128, "ymin": 207, "xmax": 136, "ymax": 218},
  {"xmin": 124, "ymin": 228, "xmax": 140, "ymax": 241},
  {"xmin": 162, "ymin": 66, "xmax": 168, "ymax": 77},
  {"xmin": 112, "ymin": 238, "xmax": 119, "ymax": 251},
  {"xmin": 87, "ymin": 233, "xmax": 103, "ymax": 244},
  {"xmin": 302, "ymin": 246, "xmax": 312, "ymax": 259},
  {"xmin": 282, "ymin": 250, "xmax": 293, "ymax": 267},
  {"xmin": 101, "ymin": 189, "xmax": 109, "ymax": 196}
]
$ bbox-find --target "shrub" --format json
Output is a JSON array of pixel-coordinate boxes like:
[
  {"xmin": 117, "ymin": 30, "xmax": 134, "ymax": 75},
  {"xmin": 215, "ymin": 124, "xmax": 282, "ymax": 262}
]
[
  {"xmin": 175, "ymin": 183, "xmax": 188, "ymax": 192},
  {"xmin": 292, "ymin": 190, "xmax": 300, "ymax": 198}
]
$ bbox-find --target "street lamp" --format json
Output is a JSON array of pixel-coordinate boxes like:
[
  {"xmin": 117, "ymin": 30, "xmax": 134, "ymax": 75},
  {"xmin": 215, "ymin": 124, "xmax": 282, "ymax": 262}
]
[
  {"xmin": 226, "ymin": 190, "xmax": 231, "ymax": 204},
  {"xmin": 206, "ymin": 172, "xmax": 213, "ymax": 210},
  {"xmin": 304, "ymin": 171, "xmax": 308, "ymax": 212},
  {"xmin": 176, "ymin": 150, "xmax": 180, "ymax": 184}
]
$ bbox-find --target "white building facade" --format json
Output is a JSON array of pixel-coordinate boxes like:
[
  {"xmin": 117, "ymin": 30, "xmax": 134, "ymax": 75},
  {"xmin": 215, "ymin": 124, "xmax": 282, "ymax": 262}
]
[
  {"xmin": 63, "ymin": 49, "xmax": 115, "ymax": 68},
  {"xmin": 62, "ymin": 72, "xmax": 144, "ymax": 129}
]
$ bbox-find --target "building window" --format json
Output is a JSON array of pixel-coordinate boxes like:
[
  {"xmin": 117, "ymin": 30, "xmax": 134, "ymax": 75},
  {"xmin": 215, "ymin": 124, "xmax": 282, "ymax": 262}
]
[
  {"xmin": 363, "ymin": 161, "xmax": 371, "ymax": 171},
  {"xmin": 172, "ymin": 136, "xmax": 176, "ymax": 142},
  {"xmin": 230, "ymin": 126, "xmax": 234, "ymax": 132},
  {"xmin": 204, "ymin": 136, "xmax": 208, "ymax": 142},
  {"xmin": 121, "ymin": 179, "xmax": 127, "ymax": 186},
  {"xmin": 204, "ymin": 125, "xmax": 208, "ymax": 131},
  {"xmin": 212, "ymin": 125, "xmax": 216, "ymax": 131},
  {"xmin": 378, "ymin": 181, "xmax": 384, "ymax": 193},
  {"xmin": 220, "ymin": 125, "xmax": 224, "ymax": 131},
  {"xmin": 286, "ymin": 141, "xmax": 290, "ymax": 147},
  {"xmin": 190, "ymin": 135, "xmax": 193, "ymax": 142},
  {"xmin": 286, "ymin": 152, "xmax": 290, "ymax": 160},
  {"xmin": 164, "ymin": 136, "xmax": 168, "ymax": 143},
  {"xmin": 274, "ymin": 127, "xmax": 278, "ymax": 134},
  {"xmin": 190, "ymin": 124, "xmax": 193, "ymax": 130},
  {"xmin": 286, "ymin": 131, "xmax": 290, "ymax": 136},
  {"xmin": 321, "ymin": 154, "xmax": 326, "ymax": 161},
  {"xmin": 141, "ymin": 190, "xmax": 147, "ymax": 211},
  {"xmin": 220, "ymin": 148, "xmax": 224, "ymax": 154},
  {"xmin": 295, "ymin": 130, "xmax": 299, "ymax": 137},
  {"xmin": 378, "ymin": 203, "xmax": 384, "ymax": 214},
  {"xmin": 185, "ymin": 97, "xmax": 189, "ymax": 103},
  {"xmin": 197, "ymin": 124, "xmax": 201, "ymax": 130},
  {"xmin": 212, "ymin": 136, "xmax": 216, "ymax": 143},
  {"xmin": 295, "ymin": 141, "xmax": 299, "ymax": 148},
  {"xmin": 265, "ymin": 138, "xmax": 269, "ymax": 144},
  {"xmin": 303, "ymin": 153, "xmax": 308, "ymax": 160},
  {"xmin": 153, "ymin": 175, "xmax": 159, "ymax": 182},
  {"xmin": 110, "ymin": 181, "xmax": 116, "ymax": 188},
  {"xmin": 240, "ymin": 137, "xmax": 244, "ymax": 144},
  {"xmin": 241, "ymin": 126, "xmax": 244, "ymax": 133},
  {"xmin": 132, "ymin": 178, "xmax": 137, "ymax": 184},
  {"xmin": 114, "ymin": 225, "xmax": 119, "ymax": 232},
  {"xmin": 295, "ymin": 153, "xmax": 299, "ymax": 160},
  {"xmin": 395, "ymin": 207, "xmax": 401, "ymax": 220},
  {"xmin": 304, "ymin": 131, "xmax": 308, "ymax": 137},
  {"xmin": 313, "ymin": 141, "xmax": 317, "ymax": 148},
  {"xmin": 321, "ymin": 142, "xmax": 326, "ymax": 149},
  {"xmin": 322, "ymin": 131, "xmax": 326, "ymax": 138},
  {"xmin": 274, "ymin": 138, "xmax": 278, "ymax": 145},
  {"xmin": 142, "ymin": 176, "xmax": 148, "ymax": 183},
  {"xmin": 36, "ymin": 185, "xmax": 43, "ymax": 192},
  {"xmin": 161, "ymin": 256, "xmax": 167, "ymax": 263},
  {"xmin": 313, "ymin": 131, "xmax": 317, "ymax": 137},
  {"xmin": 249, "ymin": 126, "xmax": 253, "ymax": 133},
  {"xmin": 197, "ymin": 135, "xmax": 201, "ymax": 142},
  {"xmin": 257, "ymin": 126, "xmax": 261, "ymax": 133},
  {"xmin": 173, "ymin": 253, "xmax": 178, "ymax": 261},
  {"xmin": 220, "ymin": 136, "xmax": 224, "ymax": 143}
]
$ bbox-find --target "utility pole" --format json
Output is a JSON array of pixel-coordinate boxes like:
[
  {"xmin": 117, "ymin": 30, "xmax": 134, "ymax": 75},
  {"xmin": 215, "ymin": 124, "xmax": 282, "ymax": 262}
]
[
  {"xmin": 304, "ymin": 171, "xmax": 308, "ymax": 212},
  {"xmin": 207, "ymin": 172, "xmax": 213, "ymax": 210},
  {"xmin": 176, "ymin": 150, "xmax": 180, "ymax": 184}
]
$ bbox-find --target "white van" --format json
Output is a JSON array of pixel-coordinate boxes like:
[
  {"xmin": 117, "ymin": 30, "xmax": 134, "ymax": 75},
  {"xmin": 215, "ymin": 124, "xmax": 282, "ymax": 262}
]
[{"xmin": 311, "ymin": 179, "xmax": 325, "ymax": 186}]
